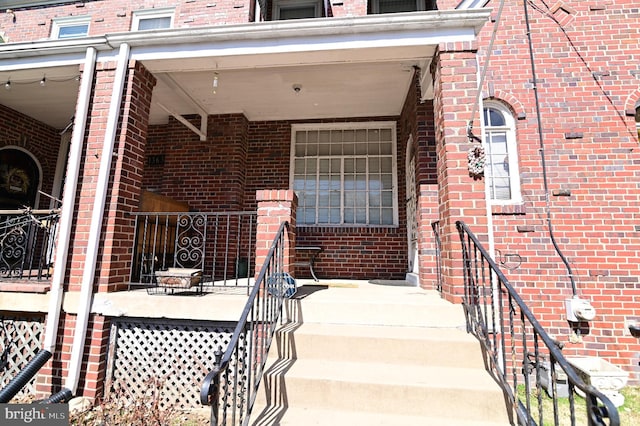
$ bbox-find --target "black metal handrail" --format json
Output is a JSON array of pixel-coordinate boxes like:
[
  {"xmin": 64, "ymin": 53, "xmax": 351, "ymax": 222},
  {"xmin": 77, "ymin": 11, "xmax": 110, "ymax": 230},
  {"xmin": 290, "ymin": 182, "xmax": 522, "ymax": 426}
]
[
  {"xmin": 456, "ymin": 221, "xmax": 620, "ymax": 426},
  {"xmin": 200, "ymin": 221, "xmax": 290, "ymax": 425},
  {"xmin": 0, "ymin": 209, "xmax": 60, "ymax": 281}
]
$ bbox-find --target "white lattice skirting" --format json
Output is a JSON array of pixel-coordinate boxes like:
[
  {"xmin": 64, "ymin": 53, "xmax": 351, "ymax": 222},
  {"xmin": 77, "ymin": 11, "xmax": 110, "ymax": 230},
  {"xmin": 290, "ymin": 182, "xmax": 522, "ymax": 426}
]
[
  {"xmin": 0, "ymin": 315, "xmax": 45, "ymax": 400},
  {"xmin": 107, "ymin": 318, "xmax": 237, "ymax": 410}
]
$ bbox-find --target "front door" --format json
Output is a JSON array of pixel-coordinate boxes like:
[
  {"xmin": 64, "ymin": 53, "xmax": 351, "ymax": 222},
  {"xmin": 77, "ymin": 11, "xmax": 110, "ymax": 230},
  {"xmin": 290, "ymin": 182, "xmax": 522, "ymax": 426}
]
[{"xmin": 405, "ymin": 136, "xmax": 418, "ymax": 275}]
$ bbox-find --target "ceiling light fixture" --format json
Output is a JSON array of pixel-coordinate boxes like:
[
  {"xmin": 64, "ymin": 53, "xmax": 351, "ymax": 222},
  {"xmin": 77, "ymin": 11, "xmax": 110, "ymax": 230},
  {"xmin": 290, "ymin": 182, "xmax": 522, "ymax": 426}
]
[{"xmin": 212, "ymin": 72, "xmax": 219, "ymax": 94}]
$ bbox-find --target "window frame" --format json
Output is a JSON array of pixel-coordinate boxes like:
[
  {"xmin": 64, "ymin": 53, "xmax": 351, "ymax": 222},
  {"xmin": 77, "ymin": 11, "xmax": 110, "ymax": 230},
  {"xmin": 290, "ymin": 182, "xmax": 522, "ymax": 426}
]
[
  {"xmin": 635, "ymin": 103, "xmax": 640, "ymax": 142},
  {"xmin": 482, "ymin": 101, "xmax": 522, "ymax": 205},
  {"xmin": 370, "ymin": 0, "xmax": 427, "ymax": 14},
  {"xmin": 273, "ymin": 0, "xmax": 323, "ymax": 20},
  {"xmin": 132, "ymin": 8, "xmax": 175, "ymax": 31},
  {"xmin": 290, "ymin": 122, "xmax": 399, "ymax": 227},
  {"xmin": 51, "ymin": 16, "xmax": 90, "ymax": 39}
]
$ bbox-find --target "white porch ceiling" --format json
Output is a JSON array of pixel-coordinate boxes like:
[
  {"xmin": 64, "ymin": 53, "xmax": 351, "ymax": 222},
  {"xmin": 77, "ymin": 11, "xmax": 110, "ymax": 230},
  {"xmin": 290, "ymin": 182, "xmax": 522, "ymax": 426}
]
[{"xmin": 0, "ymin": 10, "xmax": 490, "ymax": 129}]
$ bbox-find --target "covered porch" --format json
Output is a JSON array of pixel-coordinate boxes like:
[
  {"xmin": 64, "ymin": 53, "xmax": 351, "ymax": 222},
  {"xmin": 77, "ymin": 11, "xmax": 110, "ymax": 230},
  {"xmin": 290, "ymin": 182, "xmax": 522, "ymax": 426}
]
[{"xmin": 0, "ymin": 9, "xmax": 489, "ymax": 296}]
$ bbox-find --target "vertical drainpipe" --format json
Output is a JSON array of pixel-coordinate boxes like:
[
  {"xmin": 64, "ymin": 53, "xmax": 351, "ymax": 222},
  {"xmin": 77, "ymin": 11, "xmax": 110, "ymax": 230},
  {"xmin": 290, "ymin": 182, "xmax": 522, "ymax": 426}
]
[
  {"xmin": 43, "ymin": 47, "xmax": 97, "ymax": 354},
  {"xmin": 65, "ymin": 43, "xmax": 131, "ymax": 394}
]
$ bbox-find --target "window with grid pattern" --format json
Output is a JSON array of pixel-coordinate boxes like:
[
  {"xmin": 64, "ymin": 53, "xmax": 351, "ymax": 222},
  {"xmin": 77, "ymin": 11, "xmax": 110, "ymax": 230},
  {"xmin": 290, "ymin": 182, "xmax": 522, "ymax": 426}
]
[
  {"xmin": 483, "ymin": 103, "xmax": 521, "ymax": 203},
  {"xmin": 291, "ymin": 123, "xmax": 398, "ymax": 226}
]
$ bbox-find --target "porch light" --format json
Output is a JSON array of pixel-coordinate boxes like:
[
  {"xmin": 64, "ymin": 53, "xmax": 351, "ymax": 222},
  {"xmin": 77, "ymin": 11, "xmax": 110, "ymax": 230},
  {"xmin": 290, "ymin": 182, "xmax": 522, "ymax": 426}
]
[
  {"xmin": 40, "ymin": 76, "xmax": 46, "ymax": 87},
  {"xmin": 212, "ymin": 72, "xmax": 219, "ymax": 94},
  {"xmin": 4, "ymin": 80, "xmax": 10, "ymax": 90}
]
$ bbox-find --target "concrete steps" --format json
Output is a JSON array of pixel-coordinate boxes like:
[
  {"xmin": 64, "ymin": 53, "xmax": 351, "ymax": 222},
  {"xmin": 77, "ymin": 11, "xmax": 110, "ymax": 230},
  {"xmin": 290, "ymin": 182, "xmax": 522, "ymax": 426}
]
[{"xmin": 250, "ymin": 281, "xmax": 513, "ymax": 426}]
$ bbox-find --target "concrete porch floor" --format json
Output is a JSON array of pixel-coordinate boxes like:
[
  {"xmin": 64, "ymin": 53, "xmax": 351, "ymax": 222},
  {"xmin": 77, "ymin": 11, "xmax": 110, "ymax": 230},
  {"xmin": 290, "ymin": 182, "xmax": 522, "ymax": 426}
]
[{"xmin": 1, "ymin": 278, "xmax": 463, "ymax": 327}]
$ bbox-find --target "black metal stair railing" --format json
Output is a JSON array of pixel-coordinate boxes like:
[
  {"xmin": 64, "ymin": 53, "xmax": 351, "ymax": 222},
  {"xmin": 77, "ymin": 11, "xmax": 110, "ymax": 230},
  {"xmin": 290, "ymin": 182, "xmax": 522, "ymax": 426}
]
[
  {"xmin": 200, "ymin": 221, "xmax": 290, "ymax": 426},
  {"xmin": 0, "ymin": 209, "xmax": 60, "ymax": 281},
  {"xmin": 456, "ymin": 221, "xmax": 620, "ymax": 426}
]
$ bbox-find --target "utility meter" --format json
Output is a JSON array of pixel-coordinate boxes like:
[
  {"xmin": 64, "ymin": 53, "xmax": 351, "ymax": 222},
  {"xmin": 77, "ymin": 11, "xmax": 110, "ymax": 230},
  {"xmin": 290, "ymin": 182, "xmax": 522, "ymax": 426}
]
[{"xmin": 565, "ymin": 297, "xmax": 596, "ymax": 322}]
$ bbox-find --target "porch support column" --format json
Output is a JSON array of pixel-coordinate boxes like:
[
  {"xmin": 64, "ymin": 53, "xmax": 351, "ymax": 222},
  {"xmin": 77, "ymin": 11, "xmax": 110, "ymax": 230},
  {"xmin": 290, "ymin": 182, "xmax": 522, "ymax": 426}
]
[
  {"xmin": 67, "ymin": 59, "xmax": 156, "ymax": 293},
  {"xmin": 255, "ymin": 190, "xmax": 297, "ymax": 278},
  {"xmin": 54, "ymin": 58, "xmax": 156, "ymax": 401},
  {"xmin": 433, "ymin": 41, "xmax": 488, "ymax": 303}
]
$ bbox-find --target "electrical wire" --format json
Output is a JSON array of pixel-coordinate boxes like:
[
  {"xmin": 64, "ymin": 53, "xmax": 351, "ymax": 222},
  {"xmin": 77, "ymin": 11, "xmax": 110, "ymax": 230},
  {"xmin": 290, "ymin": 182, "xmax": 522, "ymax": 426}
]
[
  {"xmin": 526, "ymin": 0, "xmax": 636, "ymax": 140},
  {"xmin": 523, "ymin": 0, "xmax": 577, "ymax": 296},
  {"xmin": 1, "ymin": 74, "xmax": 80, "ymax": 87},
  {"xmin": 467, "ymin": 0, "xmax": 507, "ymax": 142}
]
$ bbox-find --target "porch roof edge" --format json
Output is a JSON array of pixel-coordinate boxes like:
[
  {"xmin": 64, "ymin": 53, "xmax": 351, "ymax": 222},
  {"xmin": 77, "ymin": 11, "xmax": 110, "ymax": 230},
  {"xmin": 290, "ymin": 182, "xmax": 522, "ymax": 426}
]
[
  {"xmin": 106, "ymin": 10, "xmax": 491, "ymax": 48},
  {"xmin": 0, "ymin": 10, "xmax": 490, "ymax": 62}
]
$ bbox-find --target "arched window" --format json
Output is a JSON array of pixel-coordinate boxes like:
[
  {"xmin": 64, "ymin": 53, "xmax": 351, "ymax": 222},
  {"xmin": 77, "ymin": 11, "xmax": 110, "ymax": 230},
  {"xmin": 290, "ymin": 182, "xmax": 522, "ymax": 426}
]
[{"xmin": 483, "ymin": 102, "xmax": 521, "ymax": 203}]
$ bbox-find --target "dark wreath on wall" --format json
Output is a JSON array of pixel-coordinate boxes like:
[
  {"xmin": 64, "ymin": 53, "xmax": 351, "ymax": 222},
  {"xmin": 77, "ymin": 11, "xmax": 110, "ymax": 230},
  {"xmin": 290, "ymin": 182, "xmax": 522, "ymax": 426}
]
[{"xmin": 0, "ymin": 149, "xmax": 40, "ymax": 210}]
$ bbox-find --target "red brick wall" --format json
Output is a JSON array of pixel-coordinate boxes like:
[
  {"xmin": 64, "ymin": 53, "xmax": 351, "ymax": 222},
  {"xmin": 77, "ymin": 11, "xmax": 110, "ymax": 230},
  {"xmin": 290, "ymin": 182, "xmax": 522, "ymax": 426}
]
[
  {"xmin": 471, "ymin": 1, "xmax": 640, "ymax": 379},
  {"xmin": 145, "ymin": 114, "xmax": 249, "ymax": 212},
  {"xmin": 143, "ymin": 113, "xmax": 411, "ymax": 280},
  {"xmin": 0, "ymin": 104, "xmax": 61, "ymax": 209},
  {"xmin": 246, "ymin": 117, "xmax": 409, "ymax": 280},
  {"xmin": 0, "ymin": 1, "xmax": 253, "ymax": 43}
]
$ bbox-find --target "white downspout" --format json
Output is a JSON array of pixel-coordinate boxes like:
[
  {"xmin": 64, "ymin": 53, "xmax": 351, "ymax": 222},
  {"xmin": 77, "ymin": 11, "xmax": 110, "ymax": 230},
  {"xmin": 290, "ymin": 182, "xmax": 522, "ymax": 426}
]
[
  {"xmin": 43, "ymin": 47, "xmax": 97, "ymax": 354},
  {"xmin": 65, "ymin": 43, "xmax": 130, "ymax": 394}
]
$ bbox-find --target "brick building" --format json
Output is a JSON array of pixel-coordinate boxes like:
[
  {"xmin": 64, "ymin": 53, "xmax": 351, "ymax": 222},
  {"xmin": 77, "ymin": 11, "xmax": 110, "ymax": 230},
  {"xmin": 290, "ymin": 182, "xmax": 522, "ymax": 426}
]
[{"xmin": 0, "ymin": 0, "xmax": 638, "ymax": 408}]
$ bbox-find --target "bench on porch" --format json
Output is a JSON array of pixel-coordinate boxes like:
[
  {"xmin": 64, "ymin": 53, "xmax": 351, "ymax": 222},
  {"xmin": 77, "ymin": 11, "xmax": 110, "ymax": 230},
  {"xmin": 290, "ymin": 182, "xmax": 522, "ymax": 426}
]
[{"xmin": 294, "ymin": 246, "xmax": 322, "ymax": 282}]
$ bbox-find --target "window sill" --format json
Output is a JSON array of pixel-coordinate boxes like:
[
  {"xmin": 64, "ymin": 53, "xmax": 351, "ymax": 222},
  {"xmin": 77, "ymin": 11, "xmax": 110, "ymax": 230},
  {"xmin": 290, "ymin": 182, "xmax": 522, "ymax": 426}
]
[{"xmin": 491, "ymin": 203, "xmax": 526, "ymax": 215}]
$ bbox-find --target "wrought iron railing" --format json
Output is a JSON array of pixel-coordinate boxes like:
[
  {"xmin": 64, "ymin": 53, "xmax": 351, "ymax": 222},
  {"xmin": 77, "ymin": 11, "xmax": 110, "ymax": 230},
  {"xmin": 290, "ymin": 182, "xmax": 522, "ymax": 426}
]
[
  {"xmin": 200, "ymin": 221, "xmax": 290, "ymax": 425},
  {"xmin": 129, "ymin": 211, "xmax": 257, "ymax": 294},
  {"xmin": 0, "ymin": 209, "xmax": 60, "ymax": 281},
  {"xmin": 456, "ymin": 221, "xmax": 619, "ymax": 426}
]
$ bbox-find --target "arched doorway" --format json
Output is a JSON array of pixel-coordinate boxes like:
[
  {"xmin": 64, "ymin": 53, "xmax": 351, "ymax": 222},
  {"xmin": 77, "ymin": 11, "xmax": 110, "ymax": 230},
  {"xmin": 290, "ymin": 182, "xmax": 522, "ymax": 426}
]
[{"xmin": 0, "ymin": 147, "xmax": 42, "ymax": 210}]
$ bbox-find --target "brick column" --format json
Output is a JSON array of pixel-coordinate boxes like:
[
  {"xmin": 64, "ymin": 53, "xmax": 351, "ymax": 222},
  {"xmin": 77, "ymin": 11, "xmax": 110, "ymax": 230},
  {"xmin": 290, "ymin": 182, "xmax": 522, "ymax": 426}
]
[
  {"xmin": 255, "ymin": 190, "xmax": 297, "ymax": 277},
  {"xmin": 40, "ymin": 59, "xmax": 156, "ymax": 401},
  {"xmin": 67, "ymin": 59, "xmax": 156, "ymax": 293},
  {"xmin": 433, "ymin": 42, "xmax": 488, "ymax": 303}
]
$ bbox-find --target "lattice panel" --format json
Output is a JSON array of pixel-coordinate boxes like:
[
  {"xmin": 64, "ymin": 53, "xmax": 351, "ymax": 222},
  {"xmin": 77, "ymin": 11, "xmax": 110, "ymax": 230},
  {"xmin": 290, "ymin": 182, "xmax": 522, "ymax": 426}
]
[
  {"xmin": 0, "ymin": 315, "xmax": 45, "ymax": 399},
  {"xmin": 108, "ymin": 318, "xmax": 238, "ymax": 410}
]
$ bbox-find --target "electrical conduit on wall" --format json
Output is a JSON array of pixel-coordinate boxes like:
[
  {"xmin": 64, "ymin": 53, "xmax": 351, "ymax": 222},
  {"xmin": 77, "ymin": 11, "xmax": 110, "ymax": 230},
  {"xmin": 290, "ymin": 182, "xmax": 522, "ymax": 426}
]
[{"xmin": 65, "ymin": 43, "xmax": 131, "ymax": 395}]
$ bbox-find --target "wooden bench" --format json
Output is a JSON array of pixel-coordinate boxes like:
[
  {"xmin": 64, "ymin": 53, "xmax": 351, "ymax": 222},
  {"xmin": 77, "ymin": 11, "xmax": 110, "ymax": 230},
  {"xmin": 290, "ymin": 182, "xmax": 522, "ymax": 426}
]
[{"xmin": 294, "ymin": 246, "xmax": 322, "ymax": 282}]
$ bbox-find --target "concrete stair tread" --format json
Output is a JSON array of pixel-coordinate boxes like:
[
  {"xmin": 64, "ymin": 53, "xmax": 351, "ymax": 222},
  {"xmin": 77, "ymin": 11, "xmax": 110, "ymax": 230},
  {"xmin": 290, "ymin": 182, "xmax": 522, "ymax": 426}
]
[
  {"xmin": 251, "ymin": 282, "xmax": 511, "ymax": 425},
  {"xmin": 262, "ymin": 358, "xmax": 500, "ymax": 390},
  {"xmin": 251, "ymin": 407, "xmax": 512, "ymax": 426},
  {"xmin": 277, "ymin": 321, "xmax": 474, "ymax": 339}
]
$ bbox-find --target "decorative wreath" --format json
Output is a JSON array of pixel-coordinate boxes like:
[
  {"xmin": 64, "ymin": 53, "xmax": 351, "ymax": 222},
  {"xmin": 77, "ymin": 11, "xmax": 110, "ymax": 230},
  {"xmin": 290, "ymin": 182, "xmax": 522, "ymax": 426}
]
[
  {"xmin": 467, "ymin": 144, "xmax": 486, "ymax": 178},
  {"xmin": 5, "ymin": 167, "xmax": 30, "ymax": 194}
]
